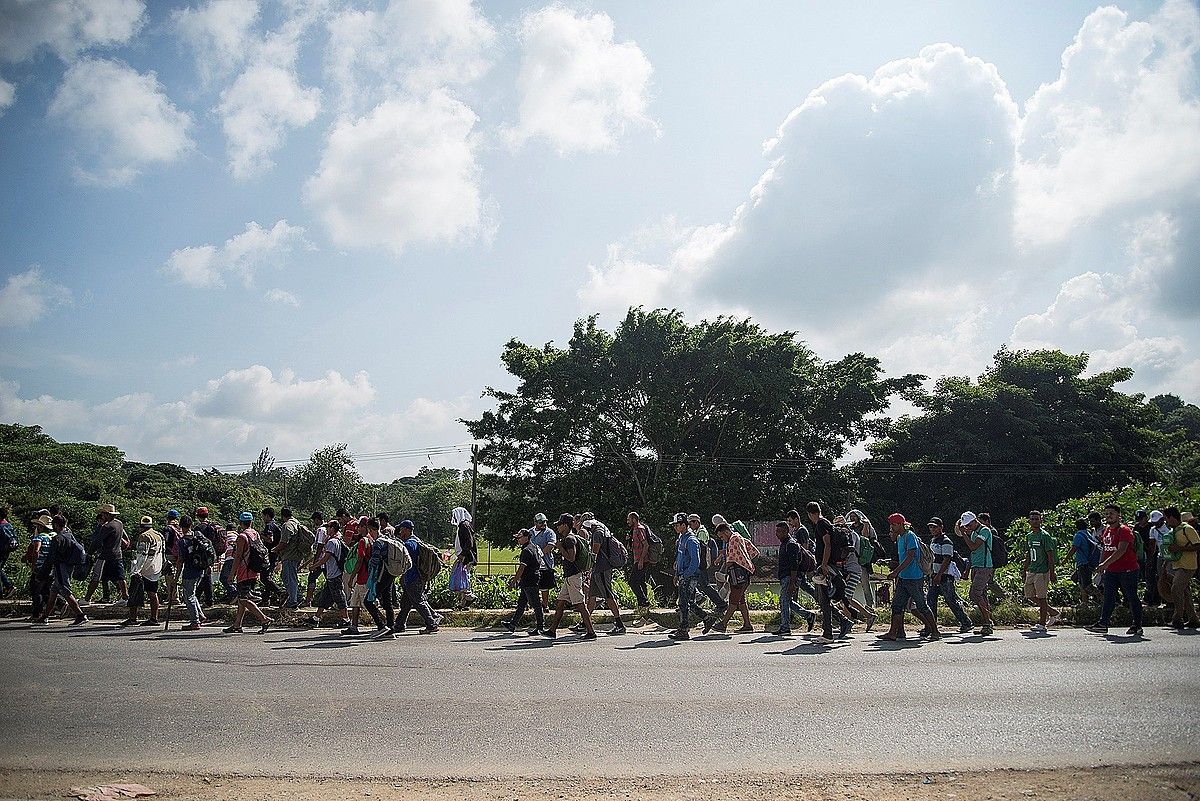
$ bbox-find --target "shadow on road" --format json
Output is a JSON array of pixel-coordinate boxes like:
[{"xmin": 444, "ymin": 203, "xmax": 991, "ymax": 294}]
[
  {"xmin": 944, "ymin": 634, "xmax": 1001, "ymax": 645},
  {"xmin": 1020, "ymin": 630, "xmax": 1055, "ymax": 640},
  {"xmin": 615, "ymin": 638, "xmax": 679, "ymax": 649},
  {"xmin": 484, "ymin": 639, "xmax": 555, "ymax": 651}
]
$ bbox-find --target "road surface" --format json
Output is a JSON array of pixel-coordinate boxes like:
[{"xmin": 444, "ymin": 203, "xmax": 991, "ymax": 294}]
[{"xmin": 0, "ymin": 619, "xmax": 1197, "ymax": 777}]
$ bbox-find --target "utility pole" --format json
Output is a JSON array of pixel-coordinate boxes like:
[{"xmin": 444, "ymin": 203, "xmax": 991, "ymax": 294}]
[{"xmin": 470, "ymin": 444, "xmax": 479, "ymax": 520}]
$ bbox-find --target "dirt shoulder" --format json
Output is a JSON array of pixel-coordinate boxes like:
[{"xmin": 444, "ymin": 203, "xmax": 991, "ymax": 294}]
[{"xmin": 2, "ymin": 764, "xmax": 1198, "ymax": 801}]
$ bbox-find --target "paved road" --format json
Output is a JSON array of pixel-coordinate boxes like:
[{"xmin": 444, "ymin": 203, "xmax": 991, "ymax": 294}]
[{"xmin": 0, "ymin": 619, "xmax": 1197, "ymax": 778}]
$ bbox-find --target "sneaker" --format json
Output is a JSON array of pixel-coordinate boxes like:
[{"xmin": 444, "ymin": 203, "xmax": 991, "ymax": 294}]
[
  {"xmin": 610, "ymin": 624, "xmax": 626, "ymax": 635},
  {"xmin": 1085, "ymin": 624, "xmax": 1108, "ymax": 634},
  {"xmin": 373, "ymin": 627, "xmax": 395, "ymax": 640},
  {"xmin": 1125, "ymin": 626, "xmax": 1143, "ymax": 636},
  {"xmin": 1031, "ymin": 623, "xmax": 1046, "ymax": 632},
  {"xmin": 502, "ymin": 620, "xmax": 516, "ymax": 633},
  {"xmin": 1047, "ymin": 613, "xmax": 1061, "ymax": 626},
  {"xmin": 805, "ymin": 614, "xmax": 815, "ymax": 633},
  {"xmin": 257, "ymin": 621, "xmax": 272, "ymax": 634},
  {"xmin": 69, "ymin": 615, "xmax": 88, "ymax": 627},
  {"xmin": 526, "ymin": 628, "xmax": 544, "ymax": 636},
  {"xmin": 181, "ymin": 623, "xmax": 201, "ymax": 631},
  {"xmin": 118, "ymin": 618, "xmax": 135, "ymax": 627},
  {"xmin": 701, "ymin": 617, "xmax": 715, "ymax": 634},
  {"xmin": 341, "ymin": 626, "xmax": 361, "ymax": 636},
  {"xmin": 812, "ymin": 636, "xmax": 835, "ymax": 645},
  {"xmin": 581, "ymin": 631, "xmax": 597, "ymax": 640},
  {"xmin": 839, "ymin": 620, "xmax": 854, "ymax": 639},
  {"xmin": 31, "ymin": 618, "xmax": 49, "ymax": 626},
  {"xmin": 570, "ymin": 622, "xmax": 585, "ymax": 633},
  {"xmin": 925, "ymin": 631, "xmax": 942, "ymax": 640},
  {"xmin": 1186, "ymin": 622, "xmax": 1199, "ymax": 630},
  {"xmin": 303, "ymin": 616, "xmax": 320, "ymax": 628},
  {"xmin": 916, "ymin": 628, "xmax": 930, "ymax": 638},
  {"xmin": 140, "ymin": 619, "xmax": 159, "ymax": 627},
  {"xmin": 667, "ymin": 630, "xmax": 690, "ymax": 641},
  {"xmin": 735, "ymin": 625, "xmax": 755, "ymax": 634},
  {"xmin": 980, "ymin": 625, "xmax": 994, "ymax": 636},
  {"xmin": 770, "ymin": 629, "xmax": 792, "ymax": 638},
  {"xmin": 958, "ymin": 623, "xmax": 974, "ymax": 634},
  {"xmin": 712, "ymin": 622, "xmax": 727, "ymax": 633},
  {"xmin": 419, "ymin": 626, "xmax": 439, "ymax": 635},
  {"xmin": 865, "ymin": 613, "xmax": 879, "ymax": 633},
  {"xmin": 222, "ymin": 625, "xmax": 243, "ymax": 634},
  {"xmin": 543, "ymin": 629, "xmax": 557, "ymax": 639}
]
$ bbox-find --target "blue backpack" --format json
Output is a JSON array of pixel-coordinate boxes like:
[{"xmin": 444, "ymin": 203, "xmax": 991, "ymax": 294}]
[{"xmin": 1080, "ymin": 530, "xmax": 1101, "ymax": 568}]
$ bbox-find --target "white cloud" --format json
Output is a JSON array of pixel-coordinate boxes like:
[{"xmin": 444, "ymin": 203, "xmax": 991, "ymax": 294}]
[
  {"xmin": 0, "ymin": 367, "xmax": 479, "ymax": 481},
  {"xmin": 1014, "ymin": 0, "xmax": 1200, "ymax": 245},
  {"xmin": 306, "ymin": 90, "xmax": 489, "ymax": 254},
  {"xmin": 0, "ymin": 0, "xmax": 144, "ymax": 62},
  {"xmin": 0, "ymin": 77, "xmax": 14, "ymax": 115},
  {"xmin": 0, "ymin": 266, "xmax": 73, "ymax": 328},
  {"xmin": 48, "ymin": 58, "xmax": 192, "ymax": 186},
  {"xmin": 163, "ymin": 220, "xmax": 309, "ymax": 289},
  {"xmin": 219, "ymin": 60, "xmax": 321, "ymax": 179},
  {"xmin": 324, "ymin": 0, "xmax": 495, "ymax": 114},
  {"xmin": 172, "ymin": 0, "xmax": 259, "ymax": 86},
  {"xmin": 506, "ymin": 4, "xmax": 657, "ymax": 154},
  {"xmin": 265, "ymin": 288, "xmax": 300, "ymax": 307}
]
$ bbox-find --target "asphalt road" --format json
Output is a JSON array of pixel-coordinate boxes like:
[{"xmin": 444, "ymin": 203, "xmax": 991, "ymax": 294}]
[{"xmin": 0, "ymin": 619, "xmax": 1197, "ymax": 778}]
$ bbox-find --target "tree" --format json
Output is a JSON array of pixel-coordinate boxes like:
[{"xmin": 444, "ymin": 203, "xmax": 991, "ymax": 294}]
[
  {"xmin": 374, "ymin": 466, "xmax": 470, "ymax": 546},
  {"xmin": 287, "ymin": 444, "xmax": 364, "ymax": 515},
  {"xmin": 857, "ymin": 348, "xmax": 1162, "ymax": 529},
  {"xmin": 1148, "ymin": 394, "xmax": 1200, "ymax": 487},
  {"xmin": 465, "ymin": 308, "xmax": 919, "ymax": 539}
]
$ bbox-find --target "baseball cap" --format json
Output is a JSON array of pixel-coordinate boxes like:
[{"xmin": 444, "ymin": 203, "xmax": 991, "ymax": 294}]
[
  {"xmin": 959, "ymin": 511, "xmax": 977, "ymax": 527},
  {"xmin": 686, "ymin": 513, "xmax": 701, "ymax": 523},
  {"xmin": 887, "ymin": 513, "xmax": 907, "ymax": 526},
  {"xmin": 671, "ymin": 512, "xmax": 688, "ymax": 525},
  {"xmin": 556, "ymin": 513, "xmax": 574, "ymax": 526},
  {"xmin": 514, "ymin": 528, "xmax": 530, "ymax": 540},
  {"xmin": 166, "ymin": 509, "xmax": 179, "ymax": 519},
  {"xmin": 1135, "ymin": 509, "xmax": 1148, "ymax": 518},
  {"xmin": 927, "ymin": 517, "xmax": 944, "ymax": 527},
  {"xmin": 239, "ymin": 511, "xmax": 254, "ymax": 522},
  {"xmin": 195, "ymin": 506, "xmax": 209, "ymax": 516},
  {"xmin": 1149, "ymin": 510, "xmax": 1164, "ymax": 523},
  {"xmin": 139, "ymin": 515, "xmax": 154, "ymax": 526},
  {"xmin": 398, "ymin": 519, "xmax": 415, "ymax": 530},
  {"xmin": 534, "ymin": 513, "xmax": 548, "ymax": 523},
  {"xmin": 580, "ymin": 511, "xmax": 596, "ymax": 522}
]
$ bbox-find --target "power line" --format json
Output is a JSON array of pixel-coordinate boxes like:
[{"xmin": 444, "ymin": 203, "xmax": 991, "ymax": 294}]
[{"xmin": 186, "ymin": 443, "xmax": 476, "ymax": 471}]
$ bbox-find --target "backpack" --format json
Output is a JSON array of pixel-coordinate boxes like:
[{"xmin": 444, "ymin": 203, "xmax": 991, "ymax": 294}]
[
  {"xmin": 1131, "ymin": 528, "xmax": 1146, "ymax": 564},
  {"xmin": 58, "ymin": 531, "xmax": 89, "ymax": 579},
  {"xmin": 330, "ymin": 538, "xmax": 349, "ymax": 572},
  {"xmin": 988, "ymin": 531, "xmax": 1009, "ymax": 569},
  {"xmin": 797, "ymin": 541, "xmax": 818, "ymax": 574},
  {"xmin": 293, "ymin": 524, "xmax": 316, "ymax": 560},
  {"xmin": 856, "ymin": 535, "xmax": 874, "ymax": 566},
  {"xmin": 414, "ymin": 539, "xmax": 443, "ymax": 584},
  {"xmin": 644, "ymin": 527, "xmax": 664, "ymax": 565},
  {"xmin": 1083, "ymin": 532, "xmax": 1101, "ymax": 568},
  {"xmin": 185, "ymin": 535, "xmax": 216, "ymax": 573},
  {"xmin": 913, "ymin": 533, "xmax": 934, "ymax": 576},
  {"xmin": 380, "ymin": 537, "xmax": 412, "ymax": 578},
  {"xmin": 604, "ymin": 534, "xmax": 628, "ymax": 569},
  {"xmin": 245, "ymin": 532, "xmax": 270, "ymax": 574},
  {"xmin": 344, "ymin": 538, "xmax": 361, "ymax": 576},
  {"xmin": 0, "ymin": 521, "xmax": 17, "ymax": 553},
  {"xmin": 829, "ymin": 524, "xmax": 852, "ymax": 564}
]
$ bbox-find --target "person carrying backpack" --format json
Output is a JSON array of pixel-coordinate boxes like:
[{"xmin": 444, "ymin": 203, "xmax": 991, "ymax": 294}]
[
  {"xmin": 503, "ymin": 527, "xmax": 545, "ymax": 635},
  {"xmin": 274, "ymin": 507, "xmax": 312, "ymax": 617},
  {"xmin": 925, "ymin": 517, "xmax": 974, "ymax": 634},
  {"xmin": 625, "ymin": 512, "xmax": 657, "ymax": 620},
  {"xmin": 32, "ymin": 515, "xmax": 88, "ymax": 627},
  {"xmin": 223, "ymin": 512, "xmax": 272, "ymax": 635},
  {"xmin": 304, "ymin": 519, "xmax": 349, "ymax": 629},
  {"xmin": 808, "ymin": 502, "xmax": 852, "ymax": 645},
  {"xmin": 368, "ymin": 525, "xmax": 413, "ymax": 639},
  {"xmin": 1066, "ymin": 517, "xmax": 1100, "ymax": 606},
  {"xmin": 584, "ymin": 517, "xmax": 627, "ymax": 635},
  {"xmin": 396, "ymin": 520, "xmax": 441, "ymax": 635},
  {"xmin": 879, "ymin": 513, "xmax": 940, "ymax": 642},
  {"xmin": 177, "ymin": 515, "xmax": 215, "ymax": 630},
  {"xmin": 121, "ymin": 516, "xmax": 165, "ymax": 628},
  {"xmin": 956, "ymin": 510, "xmax": 995, "ymax": 637},
  {"xmin": 543, "ymin": 514, "xmax": 596, "ymax": 640}
]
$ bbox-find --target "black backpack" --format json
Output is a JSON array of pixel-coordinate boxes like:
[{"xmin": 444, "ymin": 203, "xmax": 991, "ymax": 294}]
[
  {"xmin": 645, "ymin": 527, "xmax": 665, "ymax": 565},
  {"xmin": 988, "ymin": 532, "xmax": 1009, "ymax": 568},
  {"xmin": 829, "ymin": 524, "xmax": 853, "ymax": 564},
  {"xmin": 185, "ymin": 535, "xmax": 216, "ymax": 573},
  {"xmin": 245, "ymin": 533, "xmax": 270, "ymax": 573}
]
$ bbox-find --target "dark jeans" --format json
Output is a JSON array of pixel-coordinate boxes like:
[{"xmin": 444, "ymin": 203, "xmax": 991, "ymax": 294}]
[
  {"xmin": 197, "ymin": 567, "xmax": 214, "ymax": 606},
  {"xmin": 695, "ymin": 571, "xmax": 727, "ymax": 614},
  {"xmin": 397, "ymin": 579, "xmax": 437, "ymax": 630},
  {"xmin": 626, "ymin": 564, "xmax": 651, "ymax": 608},
  {"xmin": 927, "ymin": 576, "xmax": 972, "ymax": 627},
  {"xmin": 259, "ymin": 559, "xmax": 283, "ymax": 605},
  {"xmin": 0, "ymin": 549, "xmax": 14, "ymax": 592},
  {"xmin": 511, "ymin": 585, "xmax": 544, "ymax": 630},
  {"xmin": 1142, "ymin": 558, "xmax": 1160, "ymax": 604},
  {"xmin": 1099, "ymin": 569, "xmax": 1143, "ymax": 628},
  {"xmin": 29, "ymin": 572, "xmax": 49, "ymax": 617},
  {"xmin": 219, "ymin": 559, "xmax": 237, "ymax": 599},
  {"xmin": 377, "ymin": 572, "xmax": 397, "ymax": 629},
  {"xmin": 817, "ymin": 580, "xmax": 848, "ymax": 638}
]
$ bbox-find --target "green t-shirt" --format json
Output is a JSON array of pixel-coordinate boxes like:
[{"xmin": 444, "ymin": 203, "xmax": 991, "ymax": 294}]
[
  {"xmin": 1026, "ymin": 529, "xmax": 1056, "ymax": 574},
  {"xmin": 969, "ymin": 526, "xmax": 994, "ymax": 568}
]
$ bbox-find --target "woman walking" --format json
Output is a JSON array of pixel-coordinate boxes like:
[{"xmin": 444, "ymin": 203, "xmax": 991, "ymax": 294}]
[
  {"xmin": 707, "ymin": 521, "xmax": 760, "ymax": 634},
  {"xmin": 450, "ymin": 507, "xmax": 478, "ymax": 609}
]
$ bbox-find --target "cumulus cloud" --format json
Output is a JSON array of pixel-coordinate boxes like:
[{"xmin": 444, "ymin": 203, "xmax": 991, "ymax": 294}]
[
  {"xmin": 48, "ymin": 58, "xmax": 192, "ymax": 186},
  {"xmin": 162, "ymin": 220, "xmax": 310, "ymax": 289},
  {"xmin": 305, "ymin": 90, "xmax": 488, "ymax": 254},
  {"xmin": 171, "ymin": 0, "xmax": 259, "ymax": 86},
  {"xmin": 0, "ymin": 0, "xmax": 144, "ymax": 62},
  {"xmin": 323, "ymin": 0, "xmax": 495, "ymax": 114},
  {"xmin": 0, "ymin": 266, "xmax": 73, "ymax": 328},
  {"xmin": 0, "ymin": 77, "xmax": 14, "ymax": 115},
  {"xmin": 264, "ymin": 288, "xmax": 300, "ymax": 307},
  {"xmin": 0, "ymin": 367, "xmax": 478, "ymax": 481},
  {"xmin": 506, "ymin": 4, "xmax": 657, "ymax": 154},
  {"xmin": 219, "ymin": 59, "xmax": 321, "ymax": 179},
  {"xmin": 580, "ymin": 1, "xmax": 1200, "ymax": 400}
]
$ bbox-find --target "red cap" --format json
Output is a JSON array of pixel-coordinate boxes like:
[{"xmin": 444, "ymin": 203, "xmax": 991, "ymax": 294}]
[
  {"xmin": 195, "ymin": 507, "xmax": 209, "ymax": 516},
  {"xmin": 887, "ymin": 513, "xmax": 907, "ymax": 526}
]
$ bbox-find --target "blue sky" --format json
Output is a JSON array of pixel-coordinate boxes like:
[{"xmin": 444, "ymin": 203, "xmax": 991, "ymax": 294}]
[{"xmin": 1, "ymin": 0, "xmax": 1197, "ymax": 480}]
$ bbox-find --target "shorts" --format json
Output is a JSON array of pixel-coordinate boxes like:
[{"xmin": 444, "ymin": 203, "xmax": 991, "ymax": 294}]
[
  {"xmin": 317, "ymin": 577, "xmax": 348, "ymax": 610},
  {"xmin": 969, "ymin": 568, "xmax": 993, "ymax": 609},
  {"xmin": 589, "ymin": 568, "xmax": 614, "ymax": 600},
  {"xmin": 843, "ymin": 569, "xmax": 862, "ymax": 597},
  {"xmin": 101, "ymin": 559, "xmax": 126, "ymax": 582},
  {"xmin": 349, "ymin": 582, "xmax": 369, "ymax": 608},
  {"xmin": 52, "ymin": 564, "xmax": 75, "ymax": 595},
  {"xmin": 140, "ymin": 577, "xmax": 160, "ymax": 595},
  {"xmin": 1073, "ymin": 563, "xmax": 1094, "ymax": 586},
  {"xmin": 1024, "ymin": 571, "xmax": 1050, "ymax": 599},
  {"xmin": 562, "ymin": 573, "xmax": 587, "ymax": 606},
  {"xmin": 342, "ymin": 572, "xmax": 355, "ymax": 599},
  {"xmin": 235, "ymin": 579, "xmax": 257, "ymax": 600},
  {"xmin": 89, "ymin": 558, "xmax": 106, "ymax": 580},
  {"xmin": 538, "ymin": 568, "xmax": 557, "ymax": 590}
]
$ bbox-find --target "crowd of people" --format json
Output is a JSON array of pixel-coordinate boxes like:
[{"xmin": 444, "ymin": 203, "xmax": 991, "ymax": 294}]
[{"xmin": 0, "ymin": 498, "xmax": 1197, "ymax": 643}]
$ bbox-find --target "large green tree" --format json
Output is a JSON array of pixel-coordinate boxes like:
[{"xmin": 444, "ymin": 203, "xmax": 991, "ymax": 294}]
[
  {"xmin": 857, "ymin": 348, "xmax": 1162, "ymax": 529},
  {"xmin": 286, "ymin": 443, "xmax": 364, "ymax": 515},
  {"xmin": 466, "ymin": 308, "xmax": 919, "ymax": 537}
]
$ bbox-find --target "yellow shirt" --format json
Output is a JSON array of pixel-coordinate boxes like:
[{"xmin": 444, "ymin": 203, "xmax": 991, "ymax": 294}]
[{"xmin": 1174, "ymin": 523, "xmax": 1200, "ymax": 572}]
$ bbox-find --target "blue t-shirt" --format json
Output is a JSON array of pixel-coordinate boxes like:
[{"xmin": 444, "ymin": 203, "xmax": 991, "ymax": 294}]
[
  {"xmin": 1072, "ymin": 529, "xmax": 1091, "ymax": 566},
  {"xmin": 31, "ymin": 532, "xmax": 51, "ymax": 570},
  {"xmin": 969, "ymin": 526, "xmax": 994, "ymax": 568},
  {"xmin": 403, "ymin": 536, "xmax": 421, "ymax": 585},
  {"xmin": 897, "ymin": 531, "xmax": 924, "ymax": 580}
]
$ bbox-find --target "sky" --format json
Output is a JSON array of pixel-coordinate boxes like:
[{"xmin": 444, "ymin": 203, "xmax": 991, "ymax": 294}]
[{"xmin": 0, "ymin": 0, "xmax": 1197, "ymax": 481}]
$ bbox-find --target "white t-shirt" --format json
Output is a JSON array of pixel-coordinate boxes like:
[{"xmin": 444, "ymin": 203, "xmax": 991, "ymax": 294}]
[
  {"xmin": 315, "ymin": 525, "xmax": 328, "ymax": 547},
  {"xmin": 1151, "ymin": 523, "xmax": 1171, "ymax": 550},
  {"xmin": 930, "ymin": 538, "xmax": 961, "ymax": 579},
  {"xmin": 323, "ymin": 537, "xmax": 343, "ymax": 579}
]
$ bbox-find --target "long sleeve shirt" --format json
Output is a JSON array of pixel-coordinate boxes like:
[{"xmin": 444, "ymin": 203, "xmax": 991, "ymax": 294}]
[
  {"xmin": 630, "ymin": 525, "xmax": 649, "ymax": 566},
  {"xmin": 675, "ymin": 533, "xmax": 700, "ymax": 578}
]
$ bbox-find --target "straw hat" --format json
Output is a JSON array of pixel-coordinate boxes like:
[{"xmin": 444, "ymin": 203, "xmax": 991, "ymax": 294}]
[
  {"xmin": 33, "ymin": 514, "xmax": 53, "ymax": 529},
  {"xmin": 98, "ymin": 503, "xmax": 119, "ymax": 516}
]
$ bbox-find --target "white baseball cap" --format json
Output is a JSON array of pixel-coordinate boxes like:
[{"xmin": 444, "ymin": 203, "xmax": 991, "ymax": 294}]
[
  {"xmin": 1149, "ymin": 510, "xmax": 1164, "ymax": 523},
  {"xmin": 959, "ymin": 511, "xmax": 977, "ymax": 526}
]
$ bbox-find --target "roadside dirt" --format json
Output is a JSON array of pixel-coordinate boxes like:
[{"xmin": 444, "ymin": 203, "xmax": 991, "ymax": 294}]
[{"xmin": 2, "ymin": 764, "xmax": 1198, "ymax": 801}]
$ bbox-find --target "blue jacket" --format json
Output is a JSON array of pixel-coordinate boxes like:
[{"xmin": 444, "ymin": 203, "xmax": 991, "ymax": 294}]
[
  {"xmin": 403, "ymin": 535, "xmax": 421, "ymax": 585},
  {"xmin": 675, "ymin": 532, "xmax": 700, "ymax": 578}
]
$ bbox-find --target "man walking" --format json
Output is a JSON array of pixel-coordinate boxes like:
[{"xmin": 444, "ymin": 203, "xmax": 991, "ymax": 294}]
[
  {"xmin": 193, "ymin": 507, "xmax": 223, "ymax": 607},
  {"xmin": 1162, "ymin": 507, "xmax": 1199, "ymax": 629},
  {"xmin": 926, "ymin": 517, "xmax": 973, "ymax": 634},
  {"xmin": 880, "ymin": 513, "xmax": 940, "ymax": 642},
  {"xmin": 32, "ymin": 515, "xmax": 88, "ymax": 626},
  {"xmin": 688, "ymin": 514, "xmax": 728, "ymax": 622},
  {"xmin": 544, "ymin": 514, "xmax": 596, "ymax": 640},
  {"xmin": 88, "ymin": 504, "xmax": 127, "ymax": 604},
  {"xmin": 0, "ymin": 505, "xmax": 16, "ymax": 599},
  {"xmin": 504, "ymin": 527, "xmax": 545, "ymax": 634},
  {"xmin": 274, "ymin": 507, "xmax": 312, "ymax": 620},
  {"xmin": 1086, "ymin": 504, "xmax": 1144, "ymax": 637},
  {"xmin": 224, "ymin": 512, "xmax": 272, "ymax": 635},
  {"xmin": 625, "ymin": 512, "xmax": 656, "ymax": 620},
  {"xmin": 808, "ymin": 501, "xmax": 852, "ymax": 644},
  {"xmin": 671, "ymin": 513, "xmax": 704, "ymax": 641},
  {"xmin": 957, "ymin": 511, "xmax": 995, "ymax": 637},
  {"xmin": 396, "ymin": 520, "xmax": 440, "ymax": 635},
  {"xmin": 529, "ymin": 513, "xmax": 557, "ymax": 609},
  {"xmin": 772, "ymin": 520, "xmax": 815, "ymax": 637},
  {"xmin": 258, "ymin": 508, "xmax": 285, "ymax": 608},
  {"xmin": 304, "ymin": 511, "xmax": 328, "ymax": 609},
  {"xmin": 304, "ymin": 520, "xmax": 348, "ymax": 629},
  {"xmin": 121, "ymin": 515, "xmax": 163, "ymax": 627},
  {"xmin": 1066, "ymin": 517, "xmax": 1100, "ymax": 606},
  {"xmin": 1022, "ymin": 510, "xmax": 1060, "ymax": 631},
  {"xmin": 177, "ymin": 515, "xmax": 215, "ymax": 631},
  {"xmin": 584, "ymin": 518, "xmax": 627, "ymax": 635}
]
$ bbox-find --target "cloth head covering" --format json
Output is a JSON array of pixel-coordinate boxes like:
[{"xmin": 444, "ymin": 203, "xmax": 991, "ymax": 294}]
[
  {"xmin": 451, "ymin": 507, "xmax": 473, "ymax": 526},
  {"xmin": 711, "ymin": 514, "xmax": 727, "ymax": 528}
]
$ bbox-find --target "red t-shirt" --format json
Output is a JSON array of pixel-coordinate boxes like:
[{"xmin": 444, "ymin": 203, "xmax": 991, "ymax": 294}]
[
  {"xmin": 1101, "ymin": 524, "xmax": 1139, "ymax": 572},
  {"xmin": 354, "ymin": 537, "xmax": 371, "ymax": 586}
]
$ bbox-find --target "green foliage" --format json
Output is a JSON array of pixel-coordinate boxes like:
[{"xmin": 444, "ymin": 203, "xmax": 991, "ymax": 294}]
[
  {"xmin": 286, "ymin": 443, "xmax": 364, "ymax": 515},
  {"xmin": 376, "ymin": 467, "xmax": 470, "ymax": 547},
  {"xmin": 467, "ymin": 307, "xmax": 919, "ymax": 545},
  {"xmin": 859, "ymin": 348, "xmax": 1165, "ymax": 529}
]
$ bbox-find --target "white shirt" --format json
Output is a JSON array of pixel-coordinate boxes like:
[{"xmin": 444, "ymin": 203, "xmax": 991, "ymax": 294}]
[{"xmin": 930, "ymin": 537, "xmax": 961, "ymax": 579}]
